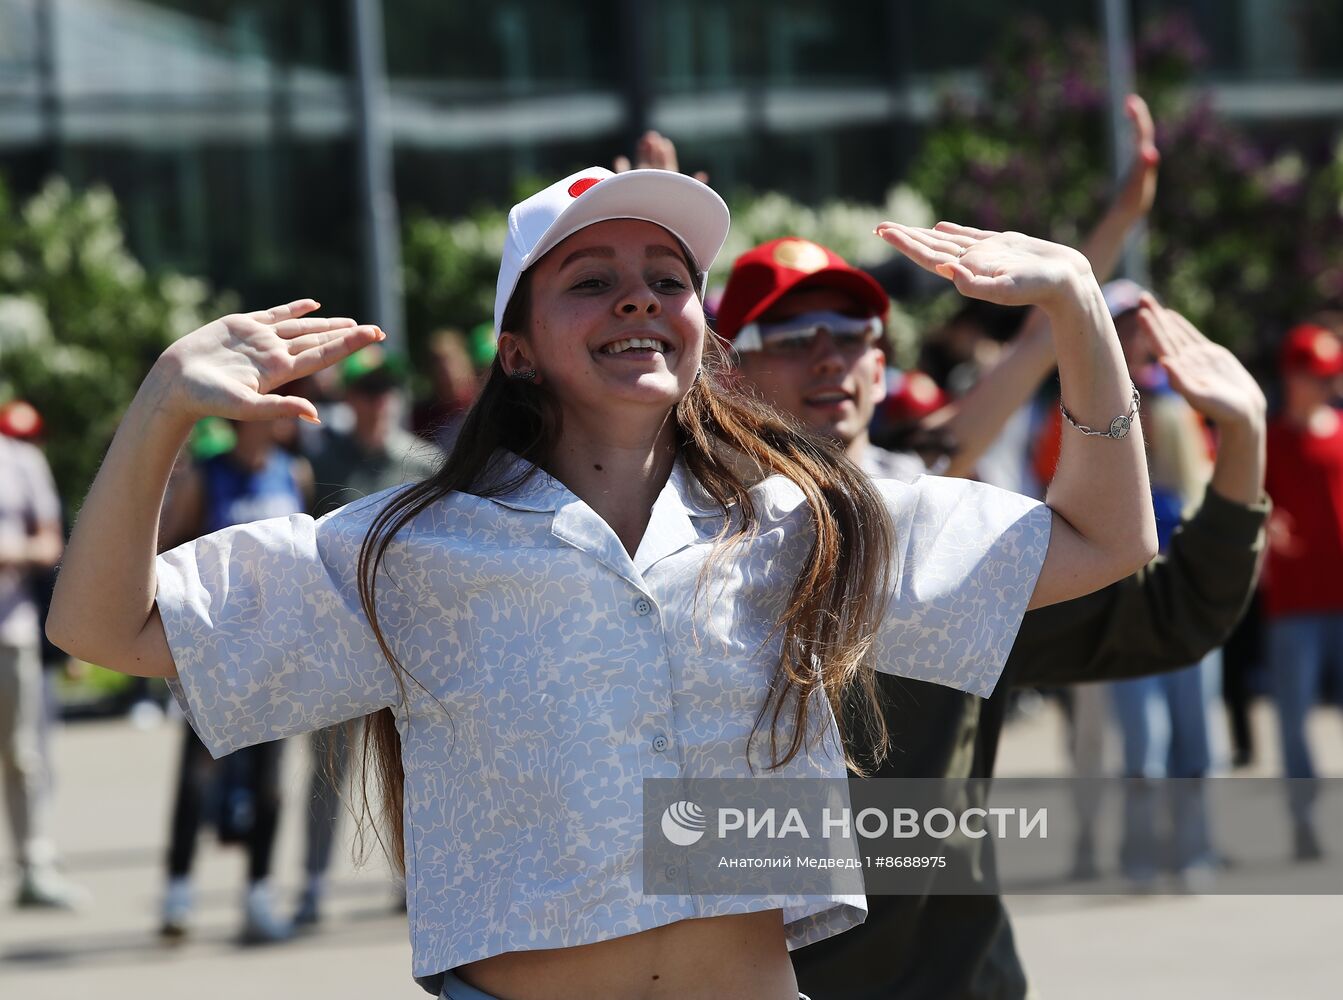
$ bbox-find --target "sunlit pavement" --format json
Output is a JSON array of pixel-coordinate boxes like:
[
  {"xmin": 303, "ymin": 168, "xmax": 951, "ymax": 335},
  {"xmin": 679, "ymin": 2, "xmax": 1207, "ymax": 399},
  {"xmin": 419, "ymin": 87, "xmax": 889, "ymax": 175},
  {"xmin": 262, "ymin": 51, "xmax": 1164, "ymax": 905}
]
[{"xmin": 2, "ymin": 698, "xmax": 1340, "ymax": 999}]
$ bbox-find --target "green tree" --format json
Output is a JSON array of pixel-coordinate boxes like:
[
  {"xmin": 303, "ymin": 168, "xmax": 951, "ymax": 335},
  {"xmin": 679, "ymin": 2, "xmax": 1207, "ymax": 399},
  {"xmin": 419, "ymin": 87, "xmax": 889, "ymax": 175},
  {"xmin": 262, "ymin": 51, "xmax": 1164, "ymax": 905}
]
[{"xmin": 0, "ymin": 177, "xmax": 232, "ymax": 513}]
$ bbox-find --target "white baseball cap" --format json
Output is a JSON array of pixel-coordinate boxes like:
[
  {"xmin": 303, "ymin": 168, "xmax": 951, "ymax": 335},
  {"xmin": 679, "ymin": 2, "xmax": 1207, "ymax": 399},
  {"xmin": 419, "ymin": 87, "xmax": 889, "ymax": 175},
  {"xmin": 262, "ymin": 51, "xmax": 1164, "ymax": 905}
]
[{"xmin": 493, "ymin": 166, "xmax": 731, "ymax": 335}]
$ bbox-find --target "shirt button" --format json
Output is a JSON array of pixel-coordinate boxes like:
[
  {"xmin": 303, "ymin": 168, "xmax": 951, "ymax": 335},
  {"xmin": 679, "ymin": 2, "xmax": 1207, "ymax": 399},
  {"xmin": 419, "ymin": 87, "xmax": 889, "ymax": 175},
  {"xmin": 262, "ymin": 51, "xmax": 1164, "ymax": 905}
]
[
  {"xmin": 634, "ymin": 597, "xmax": 653, "ymax": 616},
  {"xmin": 652, "ymin": 734, "xmax": 669, "ymax": 753},
  {"xmin": 665, "ymin": 864, "xmax": 679, "ymax": 879}
]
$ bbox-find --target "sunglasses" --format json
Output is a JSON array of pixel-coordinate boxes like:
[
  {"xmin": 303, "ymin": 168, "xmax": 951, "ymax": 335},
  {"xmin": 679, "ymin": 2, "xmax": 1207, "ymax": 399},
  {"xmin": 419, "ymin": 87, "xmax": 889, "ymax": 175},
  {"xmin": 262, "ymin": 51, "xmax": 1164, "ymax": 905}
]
[{"xmin": 733, "ymin": 311, "xmax": 883, "ymax": 359}]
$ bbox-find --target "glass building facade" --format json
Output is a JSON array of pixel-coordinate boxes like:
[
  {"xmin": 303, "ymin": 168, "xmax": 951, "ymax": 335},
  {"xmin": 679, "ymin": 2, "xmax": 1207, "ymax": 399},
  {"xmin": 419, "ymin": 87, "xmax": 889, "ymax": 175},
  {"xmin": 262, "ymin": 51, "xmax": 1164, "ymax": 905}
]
[{"xmin": 2, "ymin": 0, "xmax": 1341, "ymax": 323}]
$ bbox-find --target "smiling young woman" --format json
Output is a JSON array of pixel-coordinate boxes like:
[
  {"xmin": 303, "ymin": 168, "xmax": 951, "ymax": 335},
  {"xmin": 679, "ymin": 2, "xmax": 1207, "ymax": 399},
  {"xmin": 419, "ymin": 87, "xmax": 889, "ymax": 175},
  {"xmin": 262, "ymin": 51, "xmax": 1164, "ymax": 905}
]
[{"xmin": 46, "ymin": 166, "xmax": 1153, "ymax": 999}]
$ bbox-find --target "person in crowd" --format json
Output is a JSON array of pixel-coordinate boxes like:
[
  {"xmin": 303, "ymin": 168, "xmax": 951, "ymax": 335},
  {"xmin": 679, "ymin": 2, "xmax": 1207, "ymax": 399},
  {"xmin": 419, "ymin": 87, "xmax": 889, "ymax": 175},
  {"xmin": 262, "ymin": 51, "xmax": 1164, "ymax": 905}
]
[
  {"xmin": 155, "ymin": 416, "xmax": 312, "ymax": 942},
  {"xmin": 0, "ymin": 426, "xmax": 86, "ymax": 909},
  {"xmin": 717, "ymin": 242, "xmax": 1266, "ymax": 998},
  {"xmin": 310, "ymin": 346, "xmax": 442, "ymax": 511},
  {"xmin": 917, "ymin": 300, "xmax": 1036, "ymax": 491},
  {"xmin": 1262, "ymin": 320, "xmax": 1343, "ymax": 861},
  {"xmin": 1100, "ymin": 279, "xmax": 1222, "ymax": 888},
  {"xmin": 708, "ymin": 106, "xmax": 1266, "ymax": 993},
  {"xmin": 294, "ymin": 346, "xmax": 440, "ymax": 928},
  {"xmin": 47, "ymin": 164, "xmax": 1156, "ymax": 999},
  {"xmin": 412, "ymin": 328, "xmax": 482, "ymax": 452}
]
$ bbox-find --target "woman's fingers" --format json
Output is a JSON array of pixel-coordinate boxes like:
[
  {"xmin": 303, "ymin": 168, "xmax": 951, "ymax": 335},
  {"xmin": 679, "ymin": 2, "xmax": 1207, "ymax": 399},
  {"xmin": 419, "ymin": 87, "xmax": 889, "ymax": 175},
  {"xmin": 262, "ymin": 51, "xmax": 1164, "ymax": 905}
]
[
  {"xmin": 288, "ymin": 325, "xmax": 384, "ymax": 378},
  {"xmin": 249, "ymin": 299, "xmax": 321, "ymax": 324},
  {"xmin": 876, "ymin": 223, "xmax": 962, "ymax": 272},
  {"xmin": 1137, "ymin": 297, "xmax": 1190, "ymax": 354},
  {"xmin": 905, "ymin": 227, "xmax": 973, "ymax": 257},
  {"xmin": 286, "ymin": 325, "xmax": 376, "ymax": 355},
  {"xmin": 246, "ymin": 391, "xmax": 322, "ymax": 424},
  {"xmin": 1167, "ymin": 309, "xmax": 1215, "ymax": 354},
  {"xmin": 1137, "ymin": 304, "xmax": 1176, "ymax": 357},
  {"xmin": 947, "ymin": 268, "xmax": 1018, "ymax": 303},
  {"xmin": 933, "ymin": 220, "xmax": 997, "ymax": 240},
  {"xmin": 272, "ymin": 315, "xmax": 358, "ymax": 340}
]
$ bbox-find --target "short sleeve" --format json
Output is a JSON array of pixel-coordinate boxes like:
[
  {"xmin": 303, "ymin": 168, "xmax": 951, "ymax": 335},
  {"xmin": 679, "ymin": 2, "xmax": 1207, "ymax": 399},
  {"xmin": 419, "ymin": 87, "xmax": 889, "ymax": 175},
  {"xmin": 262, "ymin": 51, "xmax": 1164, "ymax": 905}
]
[
  {"xmin": 155, "ymin": 503, "xmax": 399, "ymax": 758},
  {"xmin": 871, "ymin": 475, "xmax": 1051, "ymax": 698}
]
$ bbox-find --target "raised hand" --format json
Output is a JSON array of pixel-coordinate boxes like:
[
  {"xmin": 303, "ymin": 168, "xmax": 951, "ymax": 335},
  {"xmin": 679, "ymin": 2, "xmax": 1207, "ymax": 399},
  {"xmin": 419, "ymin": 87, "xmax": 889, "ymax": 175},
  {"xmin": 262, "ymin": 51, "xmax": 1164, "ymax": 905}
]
[
  {"xmin": 1114, "ymin": 94, "xmax": 1160, "ymax": 223},
  {"xmin": 1137, "ymin": 294, "xmax": 1266, "ymax": 429},
  {"xmin": 613, "ymin": 130, "xmax": 710, "ymax": 183},
  {"xmin": 155, "ymin": 299, "xmax": 383, "ymax": 424},
  {"xmin": 876, "ymin": 221, "xmax": 1093, "ymax": 311}
]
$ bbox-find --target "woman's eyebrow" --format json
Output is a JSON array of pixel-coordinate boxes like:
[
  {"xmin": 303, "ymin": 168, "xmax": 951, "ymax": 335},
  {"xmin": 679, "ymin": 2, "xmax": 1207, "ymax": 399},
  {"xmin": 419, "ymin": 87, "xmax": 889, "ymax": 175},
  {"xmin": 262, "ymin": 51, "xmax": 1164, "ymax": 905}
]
[
  {"xmin": 646, "ymin": 244, "xmax": 683, "ymax": 260},
  {"xmin": 558, "ymin": 246, "xmax": 615, "ymax": 270}
]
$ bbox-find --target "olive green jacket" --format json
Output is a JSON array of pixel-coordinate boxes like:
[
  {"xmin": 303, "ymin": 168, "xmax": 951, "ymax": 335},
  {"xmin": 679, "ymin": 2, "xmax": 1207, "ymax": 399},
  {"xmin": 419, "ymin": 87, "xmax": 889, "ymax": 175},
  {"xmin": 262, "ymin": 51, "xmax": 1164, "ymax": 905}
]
[{"xmin": 793, "ymin": 486, "xmax": 1270, "ymax": 1000}]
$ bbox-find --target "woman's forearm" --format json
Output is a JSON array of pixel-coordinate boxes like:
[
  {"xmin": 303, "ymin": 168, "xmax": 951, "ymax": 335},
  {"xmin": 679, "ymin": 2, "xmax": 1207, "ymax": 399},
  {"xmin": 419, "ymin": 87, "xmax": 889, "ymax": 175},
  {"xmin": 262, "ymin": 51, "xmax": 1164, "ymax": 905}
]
[
  {"xmin": 1209, "ymin": 417, "xmax": 1267, "ymax": 507},
  {"xmin": 47, "ymin": 366, "xmax": 191, "ymax": 674},
  {"xmin": 1044, "ymin": 278, "xmax": 1158, "ymax": 578}
]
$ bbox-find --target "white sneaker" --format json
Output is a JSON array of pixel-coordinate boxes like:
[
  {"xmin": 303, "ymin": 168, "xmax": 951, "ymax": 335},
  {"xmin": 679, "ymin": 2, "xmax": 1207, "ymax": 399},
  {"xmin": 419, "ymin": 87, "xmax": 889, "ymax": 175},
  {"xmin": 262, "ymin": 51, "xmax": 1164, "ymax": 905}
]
[
  {"xmin": 242, "ymin": 880, "xmax": 291, "ymax": 944},
  {"xmin": 15, "ymin": 865, "xmax": 90, "ymax": 910},
  {"xmin": 159, "ymin": 877, "xmax": 192, "ymax": 938}
]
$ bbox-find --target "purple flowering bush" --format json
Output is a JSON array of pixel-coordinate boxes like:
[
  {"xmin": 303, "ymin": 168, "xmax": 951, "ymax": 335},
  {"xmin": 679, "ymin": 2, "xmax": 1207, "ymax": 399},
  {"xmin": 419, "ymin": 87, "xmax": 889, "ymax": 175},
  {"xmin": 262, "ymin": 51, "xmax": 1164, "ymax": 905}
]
[{"xmin": 908, "ymin": 13, "xmax": 1343, "ymax": 354}]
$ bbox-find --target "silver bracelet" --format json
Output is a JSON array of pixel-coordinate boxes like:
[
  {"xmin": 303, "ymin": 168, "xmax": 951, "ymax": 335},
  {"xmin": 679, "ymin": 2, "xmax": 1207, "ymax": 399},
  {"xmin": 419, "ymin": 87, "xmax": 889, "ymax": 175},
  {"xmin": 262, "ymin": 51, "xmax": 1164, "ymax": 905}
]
[{"xmin": 1059, "ymin": 384, "xmax": 1141, "ymax": 439}]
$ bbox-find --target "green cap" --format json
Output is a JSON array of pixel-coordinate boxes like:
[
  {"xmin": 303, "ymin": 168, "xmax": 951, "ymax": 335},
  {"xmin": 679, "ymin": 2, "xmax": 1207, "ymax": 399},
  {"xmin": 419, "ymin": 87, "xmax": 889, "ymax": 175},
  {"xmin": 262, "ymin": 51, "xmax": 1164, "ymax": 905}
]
[
  {"xmin": 190, "ymin": 417, "xmax": 236, "ymax": 461},
  {"xmin": 340, "ymin": 345, "xmax": 408, "ymax": 390},
  {"xmin": 468, "ymin": 322, "xmax": 497, "ymax": 369}
]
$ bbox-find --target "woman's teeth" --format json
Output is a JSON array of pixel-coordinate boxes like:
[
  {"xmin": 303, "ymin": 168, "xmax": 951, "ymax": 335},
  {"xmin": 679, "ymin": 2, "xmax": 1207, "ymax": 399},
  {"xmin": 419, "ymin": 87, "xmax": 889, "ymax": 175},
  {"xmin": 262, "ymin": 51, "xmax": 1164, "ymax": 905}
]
[{"xmin": 600, "ymin": 337, "xmax": 669, "ymax": 355}]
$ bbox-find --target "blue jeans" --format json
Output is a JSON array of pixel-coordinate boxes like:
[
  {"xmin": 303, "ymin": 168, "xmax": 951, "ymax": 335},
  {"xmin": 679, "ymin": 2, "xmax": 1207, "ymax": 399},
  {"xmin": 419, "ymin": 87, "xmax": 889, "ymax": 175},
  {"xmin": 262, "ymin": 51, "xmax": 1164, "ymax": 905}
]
[
  {"xmin": 1109, "ymin": 651, "xmax": 1221, "ymax": 877},
  {"xmin": 1266, "ymin": 613, "xmax": 1343, "ymax": 824}
]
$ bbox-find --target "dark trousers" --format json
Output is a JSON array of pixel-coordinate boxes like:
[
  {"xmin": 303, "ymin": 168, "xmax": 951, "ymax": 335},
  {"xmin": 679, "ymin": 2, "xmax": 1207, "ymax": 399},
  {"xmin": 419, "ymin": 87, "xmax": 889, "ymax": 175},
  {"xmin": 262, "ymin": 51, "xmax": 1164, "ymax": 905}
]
[{"xmin": 166, "ymin": 722, "xmax": 283, "ymax": 883}]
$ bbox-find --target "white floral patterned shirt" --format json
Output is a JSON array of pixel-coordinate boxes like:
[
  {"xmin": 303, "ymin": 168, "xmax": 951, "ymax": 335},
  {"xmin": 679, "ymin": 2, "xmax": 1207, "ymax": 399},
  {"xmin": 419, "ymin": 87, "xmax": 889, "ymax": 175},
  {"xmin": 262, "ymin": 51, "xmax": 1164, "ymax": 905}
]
[{"xmin": 155, "ymin": 452, "xmax": 1050, "ymax": 980}]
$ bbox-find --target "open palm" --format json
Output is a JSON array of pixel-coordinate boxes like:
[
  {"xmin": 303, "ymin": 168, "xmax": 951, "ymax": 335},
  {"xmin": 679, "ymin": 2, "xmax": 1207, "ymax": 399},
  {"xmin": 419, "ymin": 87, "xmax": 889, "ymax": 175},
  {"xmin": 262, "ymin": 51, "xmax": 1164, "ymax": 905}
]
[
  {"xmin": 1137, "ymin": 295, "xmax": 1266, "ymax": 427},
  {"xmin": 158, "ymin": 299, "xmax": 383, "ymax": 423},
  {"xmin": 876, "ymin": 222, "xmax": 1092, "ymax": 309}
]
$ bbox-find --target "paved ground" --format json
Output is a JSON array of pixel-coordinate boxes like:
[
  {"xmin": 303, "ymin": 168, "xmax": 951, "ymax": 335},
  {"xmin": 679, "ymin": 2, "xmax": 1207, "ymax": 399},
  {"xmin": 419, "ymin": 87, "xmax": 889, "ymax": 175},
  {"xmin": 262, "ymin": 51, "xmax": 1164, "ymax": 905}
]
[{"xmin": 1, "ymin": 697, "xmax": 1340, "ymax": 998}]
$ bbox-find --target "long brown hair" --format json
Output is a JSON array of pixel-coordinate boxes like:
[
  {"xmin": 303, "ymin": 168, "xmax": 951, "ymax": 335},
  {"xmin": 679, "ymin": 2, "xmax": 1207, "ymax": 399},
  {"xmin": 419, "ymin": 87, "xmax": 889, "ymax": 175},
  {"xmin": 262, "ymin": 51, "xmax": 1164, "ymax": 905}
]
[{"xmin": 353, "ymin": 270, "xmax": 895, "ymax": 873}]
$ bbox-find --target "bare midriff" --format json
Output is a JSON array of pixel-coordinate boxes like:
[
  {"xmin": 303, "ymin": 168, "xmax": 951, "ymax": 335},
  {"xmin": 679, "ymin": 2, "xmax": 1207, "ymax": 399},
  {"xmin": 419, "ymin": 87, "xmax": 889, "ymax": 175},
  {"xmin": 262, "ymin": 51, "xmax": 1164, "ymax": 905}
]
[{"xmin": 455, "ymin": 909, "xmax": 798, "ymax": 1000}]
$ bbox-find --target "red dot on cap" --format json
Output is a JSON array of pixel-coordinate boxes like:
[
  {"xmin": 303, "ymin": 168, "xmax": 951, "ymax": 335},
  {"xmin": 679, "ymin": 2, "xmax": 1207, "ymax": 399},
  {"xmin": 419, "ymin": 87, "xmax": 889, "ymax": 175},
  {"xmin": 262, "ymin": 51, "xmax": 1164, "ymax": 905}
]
[{"xmin": 568, "ymin": 177, "xmax": 602, "ymax": 198}]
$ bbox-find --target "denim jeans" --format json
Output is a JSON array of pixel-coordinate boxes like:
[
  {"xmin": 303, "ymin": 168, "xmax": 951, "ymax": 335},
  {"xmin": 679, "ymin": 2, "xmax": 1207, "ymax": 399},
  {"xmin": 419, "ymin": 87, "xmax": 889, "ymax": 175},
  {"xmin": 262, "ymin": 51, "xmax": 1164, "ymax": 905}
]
[
  {"xmin": 1109, "ymin": 651, "xmax": 1222, "ymax": 877},
  {"xmin": 1266, "ymin": 613, "xmax": 1343, "ymax": 824}
]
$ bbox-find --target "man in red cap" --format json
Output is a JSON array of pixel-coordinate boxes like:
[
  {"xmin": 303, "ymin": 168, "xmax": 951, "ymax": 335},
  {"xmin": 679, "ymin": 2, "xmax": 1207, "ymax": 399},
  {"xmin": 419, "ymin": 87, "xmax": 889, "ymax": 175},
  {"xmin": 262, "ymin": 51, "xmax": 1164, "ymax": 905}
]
[
  {"xmin": 718, "ymin": 230, "xmax": 1272, "ymax": 1000},
  {"xmin": 1263, "ymin": 321, "xmax": 1343, "ymax": 860},
  {"xmin": 715, "ymin": 235, "xmax": 1066, "ymax": 486},
  {"xmin": 716, "ymin": 237, "xmax": 932, "ymax": 482}
]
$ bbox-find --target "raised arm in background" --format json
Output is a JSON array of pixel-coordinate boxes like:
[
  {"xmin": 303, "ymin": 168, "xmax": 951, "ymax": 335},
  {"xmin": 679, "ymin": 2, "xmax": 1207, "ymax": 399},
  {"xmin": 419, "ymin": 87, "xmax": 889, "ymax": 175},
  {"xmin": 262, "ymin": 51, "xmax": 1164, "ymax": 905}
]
[
  {"xmin": 45, "ymin": 302, "xmax": 382, "ymax": 678},
  {"xmin": 1012, "ymin": 297, "xmax": 1268, "ymax": 684},
  {"xmin": 878, "ymin": 220, "xmax": 1158, "ymax": 610},
  {"xmin": 931, "ymin": 93, "xmax": 1161, "ymax": 478}
]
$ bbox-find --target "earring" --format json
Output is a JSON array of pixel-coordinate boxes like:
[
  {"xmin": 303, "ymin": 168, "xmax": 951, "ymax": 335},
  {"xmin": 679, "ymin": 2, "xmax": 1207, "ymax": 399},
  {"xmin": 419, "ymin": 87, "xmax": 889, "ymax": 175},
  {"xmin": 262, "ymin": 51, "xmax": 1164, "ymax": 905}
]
[{"xmin": 510, "ymin": 368, "xmax": 537, "ymax": 381}]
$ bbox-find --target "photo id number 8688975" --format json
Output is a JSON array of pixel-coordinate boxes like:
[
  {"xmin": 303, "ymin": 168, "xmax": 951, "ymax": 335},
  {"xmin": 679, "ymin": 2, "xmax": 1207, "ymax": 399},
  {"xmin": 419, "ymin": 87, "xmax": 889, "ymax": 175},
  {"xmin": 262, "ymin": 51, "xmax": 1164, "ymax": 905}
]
[{"xmin": 868, "ymin": 856, "xmax": 946, "ymax": 869}]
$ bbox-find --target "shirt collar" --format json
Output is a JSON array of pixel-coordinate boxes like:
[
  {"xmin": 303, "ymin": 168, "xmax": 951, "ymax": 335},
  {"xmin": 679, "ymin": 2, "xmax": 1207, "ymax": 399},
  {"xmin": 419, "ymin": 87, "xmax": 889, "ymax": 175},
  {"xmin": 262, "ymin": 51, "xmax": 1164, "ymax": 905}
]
[
  {"xmin": 481, "ymin": 450, "xmax": 724, "ymax": 520},
  {"xmin": 480, "ymin": 450, "xmax": 727, "ymax": 589}
]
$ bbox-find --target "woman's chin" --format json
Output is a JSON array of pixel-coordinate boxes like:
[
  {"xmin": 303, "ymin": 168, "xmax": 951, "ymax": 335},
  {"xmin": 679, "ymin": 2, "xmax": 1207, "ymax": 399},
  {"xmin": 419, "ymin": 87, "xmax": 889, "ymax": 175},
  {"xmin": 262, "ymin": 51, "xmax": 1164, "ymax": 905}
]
[{"xmin": 600, "ymin": 371, "xmax": 691, "ymax": 408}]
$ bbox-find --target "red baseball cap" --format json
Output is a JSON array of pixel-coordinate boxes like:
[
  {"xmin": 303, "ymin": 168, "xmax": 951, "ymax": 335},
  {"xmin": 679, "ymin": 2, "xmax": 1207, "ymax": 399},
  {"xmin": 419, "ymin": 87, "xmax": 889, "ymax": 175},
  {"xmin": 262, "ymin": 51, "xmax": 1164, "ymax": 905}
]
[
  {"xmin": 881, "ymin": 370, "xmax": 948, "ymax": 423},
  {"xmin": 1280, "ymin": 323, "xmax": 1343, "ymax": 378},
  {"xmin": 716, "ymin": 237, "xmax": 889, "ymax": 342},
  {"xmin": 0, "ymin": 400, "xmax": 42, "ymax": 440}
]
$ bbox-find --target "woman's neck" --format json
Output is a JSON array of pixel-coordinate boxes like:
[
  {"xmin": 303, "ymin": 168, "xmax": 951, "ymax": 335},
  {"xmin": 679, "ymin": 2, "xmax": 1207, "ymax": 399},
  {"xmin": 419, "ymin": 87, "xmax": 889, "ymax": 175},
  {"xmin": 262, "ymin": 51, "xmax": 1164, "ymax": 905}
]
[{"xmin": 545, "ymin": 414, "xmax": 679, "ymax": 557}]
